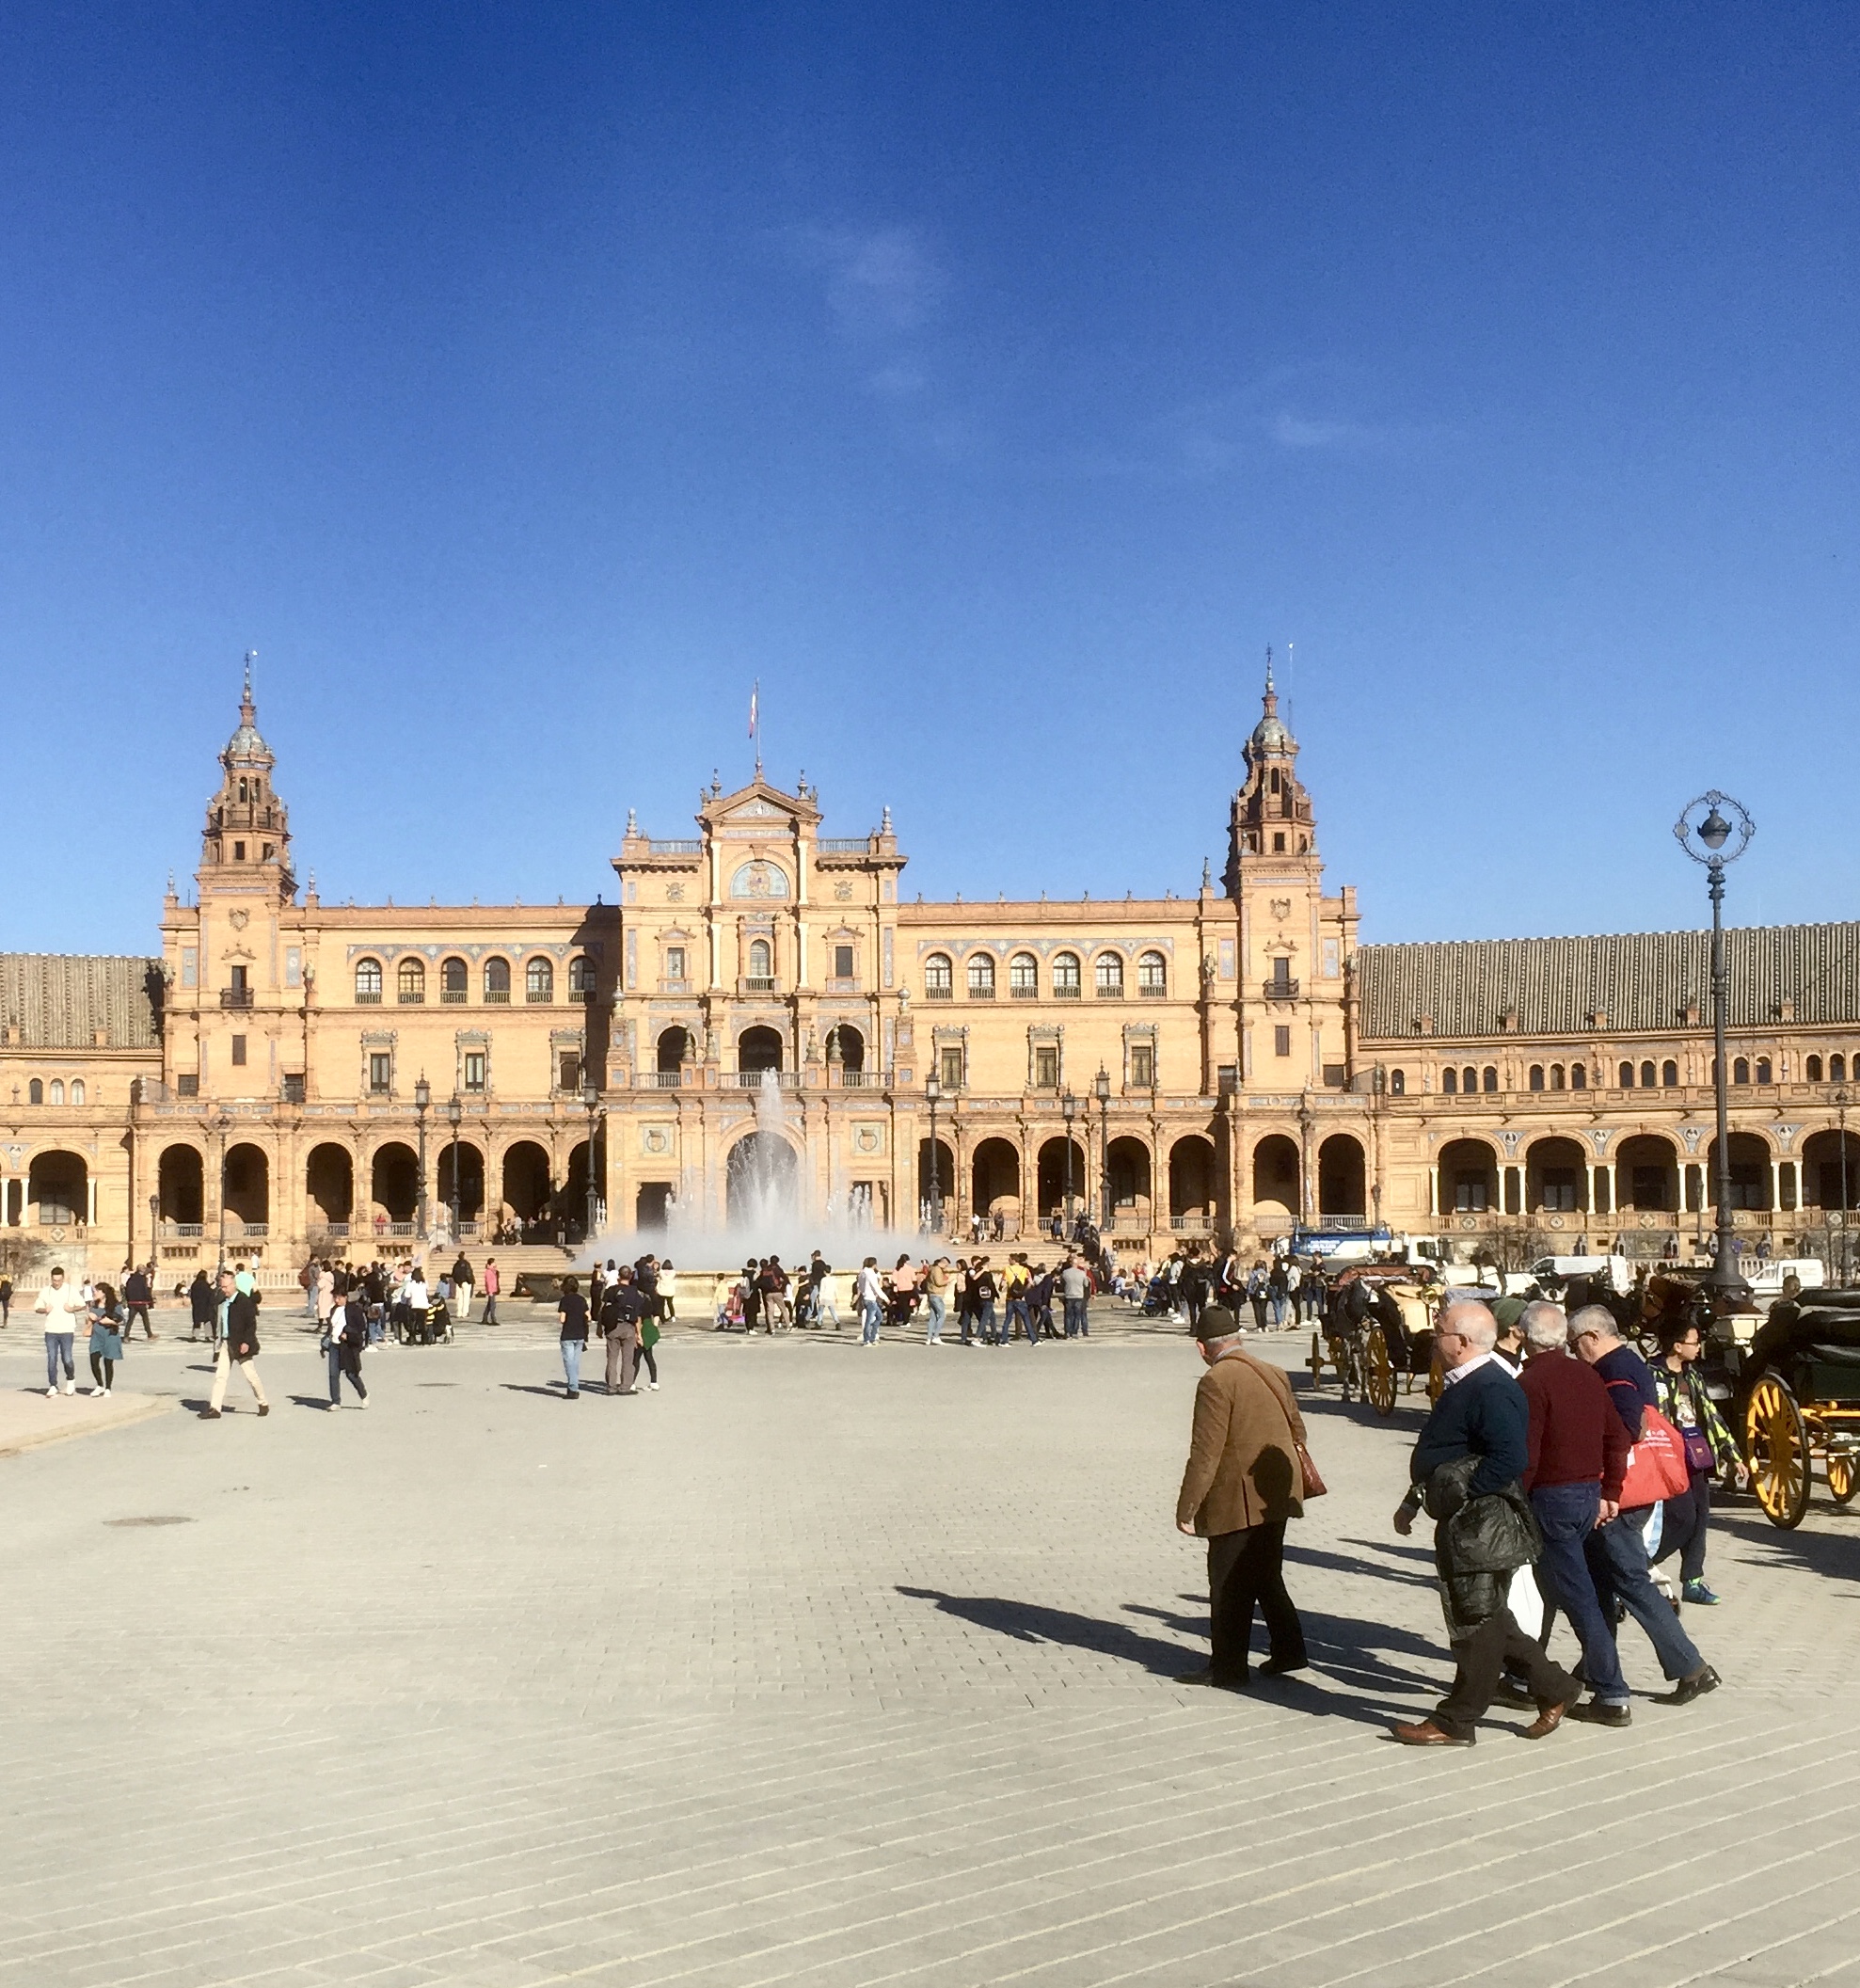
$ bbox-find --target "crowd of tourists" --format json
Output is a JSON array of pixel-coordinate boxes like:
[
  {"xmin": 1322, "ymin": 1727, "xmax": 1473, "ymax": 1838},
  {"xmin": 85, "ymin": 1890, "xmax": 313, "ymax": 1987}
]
[{"xmin": 1171, "ymin": 1286, "xmax": 1734, "ymax": 1740}]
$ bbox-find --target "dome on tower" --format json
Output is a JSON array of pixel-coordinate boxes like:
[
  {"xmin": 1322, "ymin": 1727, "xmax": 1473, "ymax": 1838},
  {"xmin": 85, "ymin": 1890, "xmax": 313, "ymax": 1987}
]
[
  {"xmin": 220, "ymin": 655, "xmax": 273, "ymax": 768},
  {"xmin": 1247, "ymin": 655, "xmax": 1295, "ymax": 759}
]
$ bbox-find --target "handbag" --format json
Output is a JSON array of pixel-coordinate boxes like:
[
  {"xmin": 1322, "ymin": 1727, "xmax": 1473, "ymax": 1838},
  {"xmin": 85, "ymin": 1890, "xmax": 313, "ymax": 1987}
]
[
  {"xmin": 1679, "ymin": 1424, "xmax": 1715, "ymax": 1474},
  {"xmin": 1296, "ymin": 1439, "xmax": 1327, "ymax": 1500},
  {"xmin": 1620, "ymin": 1403, "xmax": 1692, "ymax": 1506}
]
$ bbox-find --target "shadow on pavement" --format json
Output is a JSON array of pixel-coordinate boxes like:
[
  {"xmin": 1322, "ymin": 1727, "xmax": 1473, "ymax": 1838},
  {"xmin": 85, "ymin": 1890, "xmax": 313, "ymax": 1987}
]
[
  {"xmin": 500, "ymin": 1382, "xmax": 571, "ymax": 1399},
  {"xmin": 1713, "ymin": 1509, "xmax": 1859, "ymax": 1587},
  {"xmin": 1286, "ymin": 1541, "xmax": 1436, "ymax": 1590}
]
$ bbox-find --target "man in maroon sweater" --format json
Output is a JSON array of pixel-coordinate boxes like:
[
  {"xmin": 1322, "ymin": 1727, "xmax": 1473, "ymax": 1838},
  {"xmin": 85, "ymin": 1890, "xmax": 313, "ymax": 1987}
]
[{"xmin": 1518, "ymin": 1301, "xmax": 1635, "ymax": 1726}]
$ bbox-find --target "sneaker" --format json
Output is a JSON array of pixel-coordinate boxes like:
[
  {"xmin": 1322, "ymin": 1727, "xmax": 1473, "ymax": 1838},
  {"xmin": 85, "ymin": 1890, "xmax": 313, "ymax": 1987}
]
[
  {"xmin": 60, "ymin": 1380, "xmax": 74, "ymax": 1395},
  {"xmin": 44, "ymin": 1386, "xmax": 56, "ymax": 1397},
  {"xmin": 1682, "ymin": 1579, "xmax": 1721, "ymax": 1606},
  {"xmin": 356, "ymin": 1396, "xmax": 369, "ymax": 1409},
  {"xmin": 90, "ymin": 1386, "xmax": 106, "ymax": 1397},
  {"xmin": 648, "ymin": 1381, "xmax": 659, "ymax": 1391},
  {"xmin": 566, "ymin": 1389, "xmax": 580, "ymax": 1399}
]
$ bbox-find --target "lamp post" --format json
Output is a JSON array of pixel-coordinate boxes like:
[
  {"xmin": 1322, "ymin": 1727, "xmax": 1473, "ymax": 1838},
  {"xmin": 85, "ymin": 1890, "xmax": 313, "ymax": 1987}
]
[
  {"xmin": 1674, "ymin": 792, "xmax": 1755, "ymax": 1293},
  {"xmin": 148, "ymin": 1191, "xmax": 160, "ymax": 1264},
  {"xmin": 1061, "ymin": 1090, "xmax": 1077, "ymax": 1235},
  {"xmin": 580, "ymin": 1076, "xmax": 601, "ymax": 1244},
  {"xmin": 924, "ymin": 1074, "xmax": 942, "ymax": 1233},
  {"xmin": 413, "ymin": 1074, "xmax": 431, "ymax": 1245},
  {"xmin": 446, "ymin": 1093, "xmax": 463, "ymax": 1246},
  {"xmin": 1837, "ymin": 1088, "xmax": 1852, "ymax": 1286},
  {"xmin": 1093, "ymin": 1064, "xmax": 1112, "ymax": 1232},
  {"xmin": 213, "ymin": 1109, "xmax": 233, "ymax": 1267}
]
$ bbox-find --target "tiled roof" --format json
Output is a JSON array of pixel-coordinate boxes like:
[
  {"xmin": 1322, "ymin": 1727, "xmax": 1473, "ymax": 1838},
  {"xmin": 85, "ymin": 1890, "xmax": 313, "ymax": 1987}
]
[
  {"xmin": 0, "ymin": 955, "xmax": 163, "ymax": 1049},
  {"xmin": 1355, "ymin": 924, "xmax": 1860, "ymax": 1042}
]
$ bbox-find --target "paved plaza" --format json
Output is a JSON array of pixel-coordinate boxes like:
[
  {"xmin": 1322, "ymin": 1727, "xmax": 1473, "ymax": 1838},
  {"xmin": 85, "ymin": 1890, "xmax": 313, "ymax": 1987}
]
[{"xmin": 3, "ymin": 1305, "xmax": 1858, "ymax": 1988}]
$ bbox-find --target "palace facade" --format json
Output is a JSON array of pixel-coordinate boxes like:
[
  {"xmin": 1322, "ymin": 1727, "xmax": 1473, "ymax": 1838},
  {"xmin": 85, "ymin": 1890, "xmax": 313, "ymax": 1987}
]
[{"xmin": 4, "ymin": 669, "xmax": 1858, "ymax": 1277}]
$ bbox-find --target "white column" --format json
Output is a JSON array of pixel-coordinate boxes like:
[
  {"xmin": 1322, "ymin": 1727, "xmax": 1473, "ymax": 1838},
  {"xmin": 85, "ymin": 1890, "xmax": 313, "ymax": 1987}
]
[
  {"xmin": 1586, "ymin": 1164, "xmax": 1598, "ymax": 1217},
  {"xmin": 1771, "ymin": 1159, "xmax": 1784, "ymax": 1216},
  {"xmin": 1429, "ymin": 1165, "xmax": 1439, "ymax": 1218},
  {"xmin": 1604, "ymin": 1161, "xmax": 1617, "ymax": 1217}
]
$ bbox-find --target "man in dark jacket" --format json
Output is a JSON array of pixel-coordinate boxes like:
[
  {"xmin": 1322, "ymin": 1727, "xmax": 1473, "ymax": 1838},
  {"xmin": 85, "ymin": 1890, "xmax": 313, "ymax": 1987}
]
[
  {"xmin": 1570, "ymin": 1306, "xmax": 1719, "ymax": 1705},
  {"xmin": 204, "ymin": 1268, "xmax": 268, "ymax": 1419},
  {"xmin": 1391, "ymin": 1300, "xmax": 1577, "ymax": 1745},
  {"xmin": 1517, "ymin": 1301, "xmax": 1633, "ymax": 1725},
  {"xmin": 122, "ymin": 1264, "xmax": 158, "ymax": 1340}
]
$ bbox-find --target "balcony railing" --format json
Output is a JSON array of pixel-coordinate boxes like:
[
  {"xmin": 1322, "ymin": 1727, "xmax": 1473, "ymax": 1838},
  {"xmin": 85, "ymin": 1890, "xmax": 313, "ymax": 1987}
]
[
  {"xmin": 219, "ymin": 987, "xmax": 254, "ymax": 1010},
  {"xmin": 840, "ymin": 1071, "xmax": 882, "ymax": 1087},
  {"xmin": 1138, "ymin": 983, "xmax": 1167, "ymax": 998},
  {"xmin": 356, "ymin": 991, "xmax": 382, "ymax": 1005},
  {"xmin": 399, "ymin": 991, "xmax": 425, "ymax": 1004},
  {"xmin": 646, "ymin": 1072, "xmax": 684, "ymax": 1087},
  {"xmin": 526, "ymin": 989, "xmax": 552, "ymax": 1003},
  {"xmin": 485, "ymin": 988, "xmax": 510, "ymax": 1003},
  {"xmin": 925, "ymin": 985, "xmax": 953, "ymax": 1000},
  {"xmin": 744, "ymin": 976, "xmax": 776, "ymax": 994},
  {"xmin": 441, "ymin": 989, "xmax": 467, "ymax": 1004},
  {"xmin": 1263, "ymin": 977, "xmax": 1300, "ymax": 999},
  {"xmin": 967, "ymin": 986, "xmax": 996, "ymax": 1000},
  {"xmin": 1053, "ymin": 984, "xmax": 1081, "ymax": 999},
  {"xmin": 817, "ymin": 837, "xmax": 869, "ymax": 853},
  {"xmin": 1095, "ymin": 985, "xmax": 1124, "ymax": 999},
  {"xmin": 648, "ymin": 838, "xmax": 702, "ymax": 854},
  {"xmin": 1011, "ymin": 985, "xmax": 1039, "ymax": 999}
]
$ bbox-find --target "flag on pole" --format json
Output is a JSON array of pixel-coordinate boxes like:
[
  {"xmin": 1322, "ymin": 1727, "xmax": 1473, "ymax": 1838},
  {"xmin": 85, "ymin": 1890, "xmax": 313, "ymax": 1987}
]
[{"xmin": 748, "ymin": 681, "xmax": 758, "ymax": 740}]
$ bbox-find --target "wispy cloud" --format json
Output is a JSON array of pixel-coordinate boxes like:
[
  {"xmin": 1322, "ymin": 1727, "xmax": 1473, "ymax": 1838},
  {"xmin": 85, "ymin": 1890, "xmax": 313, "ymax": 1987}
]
[
  {"xmin": 781, "ymin": 223, "xmax": 946, "ymax": 340},
  {"xmin": 1162, "ymin": 367, "xmax": 1455, "ymax": 473}
]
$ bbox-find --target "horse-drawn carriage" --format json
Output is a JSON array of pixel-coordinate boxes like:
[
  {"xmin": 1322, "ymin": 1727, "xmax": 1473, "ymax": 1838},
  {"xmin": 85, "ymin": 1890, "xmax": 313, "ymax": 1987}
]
[
  {"xmin": 1724, "ymin": 1290, "xmax": 1860, "ymax": 1529},
  {"xmin": 1310, "ymin": 1264, "xmax": 1442, "ymax": 1415}
]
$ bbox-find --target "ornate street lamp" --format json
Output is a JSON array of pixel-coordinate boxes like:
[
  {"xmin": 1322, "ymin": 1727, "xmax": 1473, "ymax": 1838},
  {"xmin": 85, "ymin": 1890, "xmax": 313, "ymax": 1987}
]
[
  {"xmin": 213, "ymin": 1108, "xmax": 233, "ymax": 1266},
  {"xmin": 447, "ymin": 1093, "xmax": 463, "ymax": 1245},
  {"xmin": 1061, "ymin": 1090, "xmax": 1077, "ymax": 1234},
  {"xmin": 925, "ymin": 1073, "xmax": 942, "ymax": 1233},
  {"xmin": 1674, "ymin": 791, "xmax": 1755, "ymax": 1293},
  {"xmin": 1836, "ymin": 1088, "xmax": 1852, "ymax": 1286},
  {"xmin": 580, "ymin": 1075, "xmax": 602, "ymax": 1244},
  {"xmin": 413, "ymin": 1074, "xmax": 431, "ymax": 1244},
  {"xmin": 1093, "ymin": 1064, "xmax": 1112, "ymax": 1231},
  {"xmin": 148, "ymin": 1191, "xmax": 159, "ymax": 1262}
]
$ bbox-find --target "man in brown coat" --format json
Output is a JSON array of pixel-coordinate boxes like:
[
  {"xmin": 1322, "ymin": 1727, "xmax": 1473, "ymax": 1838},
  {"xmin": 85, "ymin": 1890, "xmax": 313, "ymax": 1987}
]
[{"xmin": 1174, "ymin": 1304, "xmax": 1310, "ymax": 1690}]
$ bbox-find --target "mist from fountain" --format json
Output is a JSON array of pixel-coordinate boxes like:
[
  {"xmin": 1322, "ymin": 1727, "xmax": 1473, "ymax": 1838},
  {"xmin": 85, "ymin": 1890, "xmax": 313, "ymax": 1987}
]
[{"xmin": 578, "ymin": 1068, "xmax": 929, "ymax": 1276}]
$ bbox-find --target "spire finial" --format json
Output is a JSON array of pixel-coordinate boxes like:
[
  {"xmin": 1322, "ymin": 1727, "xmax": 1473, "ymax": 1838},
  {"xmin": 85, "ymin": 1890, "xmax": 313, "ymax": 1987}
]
[
  {"xmin": 626, "ymin": 807, "xmax": 639, "ymax": 837},
  {"xmin": 241, "ymin": 649, "xmax": 257, "ymax": 720}
]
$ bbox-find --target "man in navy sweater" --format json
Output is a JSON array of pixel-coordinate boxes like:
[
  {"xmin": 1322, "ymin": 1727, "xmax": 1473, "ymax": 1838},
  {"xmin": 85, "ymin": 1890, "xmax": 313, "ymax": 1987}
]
[{"xmin": 1391, "ymin": 1301, "xmax": 1579, "ymax": 1746}]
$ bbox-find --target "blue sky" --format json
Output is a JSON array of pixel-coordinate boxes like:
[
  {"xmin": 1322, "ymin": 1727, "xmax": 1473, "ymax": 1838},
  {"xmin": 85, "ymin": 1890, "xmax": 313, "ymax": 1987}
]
[{"xmin": 3, "ymin": 3, "xmax": 1856, "ymax": 951}]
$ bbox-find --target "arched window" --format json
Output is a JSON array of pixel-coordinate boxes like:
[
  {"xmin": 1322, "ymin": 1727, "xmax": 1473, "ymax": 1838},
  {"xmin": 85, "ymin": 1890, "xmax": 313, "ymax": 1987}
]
[
  {"xmin": 1442, "ymin": 1067, "xmax": 1458, "ymax": 1095},
  {"xmin": 1483, "ymin": 1067, "xmax": 1498, "ymax": 1093},
  {"xmin": 355, "ymin": 959, "xmax": 383, "ymax": 1004},
  {"xmin": 1529, "ymin": 1065, "xmax": 1545, "ymax": 1091},
  {"xmin": 1549, "ymin": 1064, "xmax": 1565, "ymax": 1090},
  {"xmin": 1389, "ymin": 1068, "xmax": 1406, "ymax": 1096},
  {"xmin": 1640, "ymin": 1060, "xmax": 1657, "ymax": 1089},
  {"xmin": 1619, "ymin": 1061, "xmax": 1634, "ymax": 1088},
  {"xmin": 526, "ymin": 957, "xmax": 554, "ymax": 1003},
  {"xmin": 484, "ymin": 957, "xmax": 510, "ymax": 1003},
  {"xmin": 747, "ymin": 938, "xmax": 772, "ymax": 983},
  {"xmin": 1094, "ymin": 952, "xmax": 1124, "ymax": 998},
  {"xmin": 1571, "ymin": 1063, "xmax": 1586, "ymax": 1090},
  {"xmin": 966, "ymin": 953, "xmax": 996, "ymax": 998},
  {"xmin": 71, "ymin": 1080, "xmax": 85, "ymax": 1106},
  {"xmin": 1834, "ymin": 1054, "xmax": 1850, "ymax": 1083},
  {"xmin": 1009, "ymin": 953, "xmax": 1039, "ymax": 998},
  {"xmin": 1462, "ymin": 1066, "xmax": 1477, "ymax": 1093},
  {"xmin": 1662, "ymin": 1059, "xmax": 1678, "ymax": 1088},
  {"xmin": 1052, "ymin": 952, "xmax": 1081, "ymax": 997},
  {"xmin": 1137, "ymin": 951, "xmax": 1167, "ymax": 996},
  {"xmin": 1756, "ymin": 1057, "xmax": 1773, "ymax": 1084},
  {"xmin": 397, "ymin": 958, "xmax": 426, "ymax": 1004},
  {"xmin": 441, "ymin": 957, "xmax": 468, "ymax": 1003},
  {"xmin": 1807, "ymin": 1055, "xmax": 1824, "ymax": 1082},
  {"xmin": 27, "ymin": 1078, "xmax": 41, "ymax": 1105},
  {"xmin": 1732, "ymin": 1057, "xmax": 1750, "ymax": 1085},
  {"xmin": 569, "ymin": 954, "xmax": 596, "ymax": 994},
  {"xmin": 49, "ymin": 1080, "xmax": 65, "ymax": 1105},
  {"xmin": 924, "ymin": 954, "xmax": 953, "ymax": 999}
]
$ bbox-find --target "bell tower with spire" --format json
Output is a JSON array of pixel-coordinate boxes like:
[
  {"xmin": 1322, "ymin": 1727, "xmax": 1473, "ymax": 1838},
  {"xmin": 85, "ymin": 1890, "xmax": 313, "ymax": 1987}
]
[
  {"xmin": 199, "ymin": 653, "xmax": 294, "ymax": 903},
  {"xmin": 1220, "ymin": 650, "xmax": 1356, "ymax": 1104}
]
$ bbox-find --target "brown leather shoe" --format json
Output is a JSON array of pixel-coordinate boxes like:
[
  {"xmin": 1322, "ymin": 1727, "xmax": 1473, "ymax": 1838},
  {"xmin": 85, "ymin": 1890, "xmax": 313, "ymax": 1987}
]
[
  {"xmin": 1521, "ymin": 1700, "xmax": 1569, "ymax": 1741},
  {"xmin": 1391, "ymin": 1719, "xmax": 1473, "ymax": 1747}
]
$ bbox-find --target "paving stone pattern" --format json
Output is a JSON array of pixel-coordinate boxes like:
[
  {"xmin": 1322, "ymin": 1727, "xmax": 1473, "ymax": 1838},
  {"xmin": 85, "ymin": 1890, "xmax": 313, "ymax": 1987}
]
[{"xmin": 2, "ymin": 1316, "xmax": 1856, "ymax": 1987}]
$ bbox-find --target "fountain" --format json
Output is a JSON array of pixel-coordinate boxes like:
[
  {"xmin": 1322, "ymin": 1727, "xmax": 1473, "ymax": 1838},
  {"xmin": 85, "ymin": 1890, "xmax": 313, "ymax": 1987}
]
[{"xmin": 577, "ymin": 1070, "xmax": 931, "ymax": 1319}]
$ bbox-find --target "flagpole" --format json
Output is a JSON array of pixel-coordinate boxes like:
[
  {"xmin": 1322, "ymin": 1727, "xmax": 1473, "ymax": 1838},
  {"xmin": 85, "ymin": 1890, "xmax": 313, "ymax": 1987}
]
[{"xmin": 751, "ymin": 678, "xmax": 761, "ymax": 781}]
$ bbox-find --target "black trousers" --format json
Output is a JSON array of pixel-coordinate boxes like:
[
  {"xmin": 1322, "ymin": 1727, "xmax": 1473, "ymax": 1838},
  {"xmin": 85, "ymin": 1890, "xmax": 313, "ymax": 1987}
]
[
  {"xmin": 125, "ymin": 1302, "xmax": 153, "ymax": 1338},
  {"xmin": 1207, "ymin": 1521, "xmax": 1304, "ymax": 1681},
  {"xmin": 1653, "ymin": 1469, "xmax": 1713, "ymax": 1585},
  {"xmin": 1436, "ymin": 1610, "xmax": 1578, "ymax": 1740}
]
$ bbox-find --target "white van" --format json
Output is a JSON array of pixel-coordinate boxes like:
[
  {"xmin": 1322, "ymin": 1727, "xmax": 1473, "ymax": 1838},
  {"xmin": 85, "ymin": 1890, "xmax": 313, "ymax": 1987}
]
[
  {"xmin": 1529, "ymin": 1254, "xmax": 1633, "ymax": 1293},
  {"xmin": 1744, "ymin": 1256, "xmax": 1827, "ymax": 1306}
]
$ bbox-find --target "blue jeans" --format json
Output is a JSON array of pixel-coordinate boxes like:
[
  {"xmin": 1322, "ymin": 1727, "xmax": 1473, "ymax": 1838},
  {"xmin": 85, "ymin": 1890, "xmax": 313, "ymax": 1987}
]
[
  {"xmin": 1531, "ymin": 1482, "xmax": 1630, "ymax": 1705},
  {"xmin": 925, "ymin": 1294, "xmax": 946, "ymax": 1341},
  {"xmin": 1063, "ymin": 1296, "xmax": 1089, "ymax": 1337},
  {"xmin": 561, "ymin": 1339, "xmax": 583, "ymax": 1392},
  {"xmin": 861, "ymin": 1300, "xmax": 882, "ymax": 1344},
  {"xmin": 44, "ymin": 1333, "xmax": 74, "ymax": 1387},
  {"xmin": 1585, "ymin": 1503, "xmax": 1705, "ymax": 1682},
  {"xmin": 978, "ymin": 1301, "xmax": 998, "ymax": 1344},
  {"xmin": 1006, "ymin": 1297, "xmax": 1035, "ymax": 1344}
]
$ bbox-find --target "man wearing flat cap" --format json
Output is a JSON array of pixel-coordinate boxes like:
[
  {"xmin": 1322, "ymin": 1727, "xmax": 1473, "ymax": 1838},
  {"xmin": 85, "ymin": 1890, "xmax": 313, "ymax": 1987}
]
[{"xmin": 1174, "ymin": 1303, "xmax": 1312, "ymax": 1689}]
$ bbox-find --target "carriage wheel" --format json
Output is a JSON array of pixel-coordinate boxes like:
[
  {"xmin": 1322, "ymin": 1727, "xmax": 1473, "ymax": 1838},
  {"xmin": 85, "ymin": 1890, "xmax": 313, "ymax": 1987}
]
[
  {"xmin": 1827, "ymin": 1453, "xmax": 1859, "ymax": 1506},
  {"xmin": 1744, "ymin": 1377, "xmax": 1811, "ymax": 1531},
  {"xmin": 1364, "ymin": 1329, "xmax": 1396, "ymax": 1417}
]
